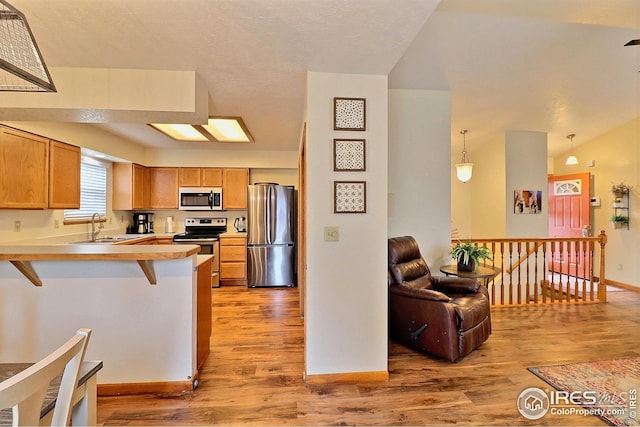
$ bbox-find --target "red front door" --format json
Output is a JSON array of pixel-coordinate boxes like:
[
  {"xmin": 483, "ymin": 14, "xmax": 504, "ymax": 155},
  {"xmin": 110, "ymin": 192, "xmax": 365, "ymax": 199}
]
[{"xmin": 548, "ymin": 173, "xmax": 591, "ymax": 278}]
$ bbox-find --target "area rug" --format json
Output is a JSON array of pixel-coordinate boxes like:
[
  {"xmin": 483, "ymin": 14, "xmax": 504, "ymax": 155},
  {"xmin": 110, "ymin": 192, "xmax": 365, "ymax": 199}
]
[{"xmin": 528, "ymin": 358, "xmax": 639, "ymax": 426}]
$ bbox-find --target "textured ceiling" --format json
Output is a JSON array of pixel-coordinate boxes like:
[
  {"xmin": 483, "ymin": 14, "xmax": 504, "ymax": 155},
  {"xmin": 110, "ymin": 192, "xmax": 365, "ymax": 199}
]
[{"xmin": 3, "ymin": 0, "xmax": 640, "ymax": 157}]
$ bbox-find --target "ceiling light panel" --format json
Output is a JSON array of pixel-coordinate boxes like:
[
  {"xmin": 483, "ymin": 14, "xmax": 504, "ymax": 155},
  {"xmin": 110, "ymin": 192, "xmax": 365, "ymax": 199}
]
[
  {"xmin": 201, "ymin": 117, "xmax": 254, "ymax": 143},
  {"xmin": 149, "ymin": 124, "xmax": 209, "ymax": 141}
]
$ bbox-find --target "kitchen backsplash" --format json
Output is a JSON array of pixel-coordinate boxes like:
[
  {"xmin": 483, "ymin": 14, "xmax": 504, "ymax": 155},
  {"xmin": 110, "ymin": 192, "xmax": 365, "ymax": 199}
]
[{"xmin": 0, "ymin": 208, "xmax": 248, "ymax": 244}]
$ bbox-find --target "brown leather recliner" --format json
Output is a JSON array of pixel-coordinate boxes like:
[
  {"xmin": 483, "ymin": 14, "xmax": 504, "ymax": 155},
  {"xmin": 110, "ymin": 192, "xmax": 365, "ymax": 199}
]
[{"xmin": 388, "ymin": 236, "xmax": 491, "ymax": 362}]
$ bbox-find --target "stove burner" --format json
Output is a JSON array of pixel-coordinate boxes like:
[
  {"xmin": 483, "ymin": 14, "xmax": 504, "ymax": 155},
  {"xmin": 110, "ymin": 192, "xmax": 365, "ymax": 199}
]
[{"xmin": 172, "ymin": 216, "xmax": 227, "ymax": 242}]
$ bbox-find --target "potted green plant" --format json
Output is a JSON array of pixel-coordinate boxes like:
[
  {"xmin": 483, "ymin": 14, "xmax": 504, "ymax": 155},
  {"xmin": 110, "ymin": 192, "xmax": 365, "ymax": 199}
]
[
  {"xmin": 611, "ymin": 182, "xmax": 631, "ymax": 199},
  {"xmin": 611, "ymin": 214, "xmax": 629, "ymax": 229},
  {"xmin": 450, "ymin": 241, "xmax": 492, "ymax": 272}
]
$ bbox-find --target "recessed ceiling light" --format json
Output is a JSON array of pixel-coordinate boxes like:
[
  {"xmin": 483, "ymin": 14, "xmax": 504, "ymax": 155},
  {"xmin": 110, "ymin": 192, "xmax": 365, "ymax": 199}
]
[
  {"xmin": 200, "ymin": 117, "xmax": 254, "ymax": 143},
  {"xmin": 149, "ymin": 117, "xmax": 254, "ymax": 143},
  {"xmin": 149, "ymin": 123, "xmax": 209, "ymax": 141}
]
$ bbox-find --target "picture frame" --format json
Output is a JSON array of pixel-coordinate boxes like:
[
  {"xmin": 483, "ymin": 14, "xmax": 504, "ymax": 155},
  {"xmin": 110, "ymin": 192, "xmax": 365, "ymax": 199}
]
[
  {"xmin": 514, "ymin": 190, "xmax": 542, "ymax": 214},
  {"xmin": 334, "ymin": 181, "xmax": 366, "ymax": 213},
  {"xmin": 333, "ymin": 97, "xmax": 366, "ymax": 131},
  {"xmin": 333, "ymin": 139, "xmax": 366, "ymax": 171}
]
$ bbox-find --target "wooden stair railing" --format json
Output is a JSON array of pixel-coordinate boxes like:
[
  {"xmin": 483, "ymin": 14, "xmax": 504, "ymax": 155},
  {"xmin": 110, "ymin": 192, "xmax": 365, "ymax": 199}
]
[{"xmin": 450, "ymin": 231, "xmax": 608, "ymax": 306}]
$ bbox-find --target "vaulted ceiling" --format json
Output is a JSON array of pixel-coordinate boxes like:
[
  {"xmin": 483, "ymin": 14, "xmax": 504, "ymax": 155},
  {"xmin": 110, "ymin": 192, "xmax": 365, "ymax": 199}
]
[{"xmin": 3, "ymin": 0, "xmax": 640, "ymax": 158}]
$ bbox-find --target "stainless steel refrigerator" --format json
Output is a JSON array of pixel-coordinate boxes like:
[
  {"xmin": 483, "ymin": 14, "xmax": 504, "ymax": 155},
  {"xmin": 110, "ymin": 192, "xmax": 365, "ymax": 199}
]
[{"xmin": 247, "ymin": 184, "xmax": 296, "ymax": 287}]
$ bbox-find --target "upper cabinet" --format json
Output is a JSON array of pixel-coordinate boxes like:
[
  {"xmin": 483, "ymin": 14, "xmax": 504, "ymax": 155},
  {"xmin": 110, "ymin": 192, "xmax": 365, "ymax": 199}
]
[
  {"xmin": 223, "ymin": 168, "xmax": 249, "ymax": 210},
  {"xmin": 149, "ymin": 167, "xmax": 179, "ymax": 209},
  {"xmin": 48, "ymin": 140, "xmax": 81, "ymax": 209},
  {"xmin": 113, "ymin": 163, "xmax": 150, "ymax": 210},
  {"xmin": 0, "ymin": 127, "xmax": 49, "ymax": 209},
  {"xmin": 179, "ymin": 167, "xmax": 223, "ymax": 187}
]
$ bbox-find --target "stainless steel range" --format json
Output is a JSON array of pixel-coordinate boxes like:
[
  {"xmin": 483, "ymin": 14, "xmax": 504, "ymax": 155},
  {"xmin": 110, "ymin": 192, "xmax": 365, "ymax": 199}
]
[{"xmin": 172, "ymin": 217, "xmax": 227, "ymax": 287}]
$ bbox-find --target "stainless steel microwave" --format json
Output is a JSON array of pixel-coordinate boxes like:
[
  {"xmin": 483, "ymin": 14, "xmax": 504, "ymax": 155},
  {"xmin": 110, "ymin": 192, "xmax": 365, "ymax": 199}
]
[{"xmin": 178, "ymin": 187, "xmax": 223, "ymax": 211}]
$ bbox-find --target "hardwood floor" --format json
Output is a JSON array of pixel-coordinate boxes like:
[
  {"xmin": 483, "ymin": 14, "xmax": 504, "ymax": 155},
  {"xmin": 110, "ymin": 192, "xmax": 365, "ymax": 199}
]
[{"xmin": 97, "ymin": 286, "xmax": 640, "ymax": 426}]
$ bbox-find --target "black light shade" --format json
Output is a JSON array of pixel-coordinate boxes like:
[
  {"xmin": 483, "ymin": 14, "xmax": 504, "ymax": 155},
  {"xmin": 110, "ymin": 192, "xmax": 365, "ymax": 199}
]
[{"xmin": 0, "ymin": 0, "xmax": 56, "ymax": 92}]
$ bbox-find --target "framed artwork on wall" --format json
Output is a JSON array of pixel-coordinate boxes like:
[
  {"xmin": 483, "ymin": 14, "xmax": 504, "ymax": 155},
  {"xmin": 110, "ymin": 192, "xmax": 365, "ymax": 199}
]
[
  {"xmin": 334, "ymin": 181, "xmax": 366, "ymax": 213},
  {"xmin": 514, "ymin": 190, "xmax": 542, "ymax": 214},
  {"xmin": 333, "ymin": 97, "xmax": 366, "ymax": 131},
  {"xmin": 333, "ymin": 139, "xmax": 366, "ymax": 171}
]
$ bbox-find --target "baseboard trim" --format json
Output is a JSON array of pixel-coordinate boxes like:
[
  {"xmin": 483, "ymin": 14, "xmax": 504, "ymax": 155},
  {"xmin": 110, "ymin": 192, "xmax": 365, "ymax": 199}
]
[
  {"xmin": 304, "ymin": 370, "xmax": 389, "ymax": 384},
  {"xmin": 602, "ymin": 278, "xmax": 640, "ymax": 292},
  {"xmin": 97, "ymin": 376, "xmax": 197, "ymax": 396}
]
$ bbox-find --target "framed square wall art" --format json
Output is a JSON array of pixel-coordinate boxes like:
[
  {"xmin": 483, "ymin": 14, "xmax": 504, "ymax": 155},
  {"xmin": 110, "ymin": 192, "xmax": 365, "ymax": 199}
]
[
  {"xmin": 514, "ymin": 190, "xmax": 542, "ymax": 214},
  {"xmin": 333, "ymin": 139, "xmax": 366, "ymax": 171},
  {"xmin": 334, "ymin": 97, "xmax": 366, "ymax": 131},
  {"xmin": 334, "ymin": 181, "xmax": 366, "ymax": 213}
]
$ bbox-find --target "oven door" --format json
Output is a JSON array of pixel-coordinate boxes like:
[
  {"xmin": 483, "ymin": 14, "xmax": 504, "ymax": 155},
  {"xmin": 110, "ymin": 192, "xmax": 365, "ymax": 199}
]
[{"xmin": 173, "ymin": 240, "xmax": 220, "ymax": 287}]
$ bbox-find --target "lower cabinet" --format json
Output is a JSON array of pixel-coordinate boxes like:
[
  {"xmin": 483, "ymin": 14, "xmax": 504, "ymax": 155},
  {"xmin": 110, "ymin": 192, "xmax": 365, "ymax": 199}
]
[
  {"xmin": 219, "ymin": 235, "xmax": 247, "ymax": 285},
  {"xmin": 196, "ymin": 256, "xmax": 213, "ymax": 370}
]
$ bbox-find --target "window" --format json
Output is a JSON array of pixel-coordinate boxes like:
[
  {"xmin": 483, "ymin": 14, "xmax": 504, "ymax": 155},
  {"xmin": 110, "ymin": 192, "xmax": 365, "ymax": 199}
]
[{"xmin": 64, "ymin": 158, "xmax": 107, "ymax": 221}]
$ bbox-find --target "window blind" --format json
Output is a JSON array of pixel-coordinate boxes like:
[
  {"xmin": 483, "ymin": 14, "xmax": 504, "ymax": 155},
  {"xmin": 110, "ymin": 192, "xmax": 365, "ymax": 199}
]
[{"xmin": 64, "ymin": 160, "xmax": 107, "ymax": 220}]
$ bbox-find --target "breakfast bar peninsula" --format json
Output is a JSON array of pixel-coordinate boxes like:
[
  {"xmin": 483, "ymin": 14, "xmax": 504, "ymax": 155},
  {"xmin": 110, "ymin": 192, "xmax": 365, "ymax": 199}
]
[{"xmin": 0, "ymin": 243, "xmax": 210, "ymax": 395}]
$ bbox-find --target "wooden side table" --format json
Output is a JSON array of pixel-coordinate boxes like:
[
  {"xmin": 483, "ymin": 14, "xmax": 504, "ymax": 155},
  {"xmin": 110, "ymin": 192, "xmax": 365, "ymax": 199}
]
[{"xmin": 439, "ymin": 265, "xmax": 500, "ymax": 287}]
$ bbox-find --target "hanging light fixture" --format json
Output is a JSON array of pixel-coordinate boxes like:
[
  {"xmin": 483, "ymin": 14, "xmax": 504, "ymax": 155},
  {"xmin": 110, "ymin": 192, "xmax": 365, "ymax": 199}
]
[
  {"xmin": 565, "ymin": 133, "xmax": 578, "ymax": 165},
  {"xmin": 0, "ymin": 0, "xmax": 56, "ymax": 92},
  {"xmin": 455, "ymin": 129, "xmax": 474, "ymax": 183}
]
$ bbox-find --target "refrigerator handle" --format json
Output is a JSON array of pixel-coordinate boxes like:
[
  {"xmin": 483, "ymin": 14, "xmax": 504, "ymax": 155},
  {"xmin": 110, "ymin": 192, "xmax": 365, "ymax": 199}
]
[{"xmin": 266, "ymin": 185, "xmax": 273, "ymax": 244}]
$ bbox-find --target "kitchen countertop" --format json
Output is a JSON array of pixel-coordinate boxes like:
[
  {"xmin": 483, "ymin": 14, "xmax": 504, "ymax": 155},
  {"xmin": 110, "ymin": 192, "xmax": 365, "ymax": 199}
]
[
  {"xmin": 196, "ymin": 254, "xmax": 214, "ymax": 266},
  {"xmin": 0, "ymin": 244, "xmax": 200, "ymax": 286}
]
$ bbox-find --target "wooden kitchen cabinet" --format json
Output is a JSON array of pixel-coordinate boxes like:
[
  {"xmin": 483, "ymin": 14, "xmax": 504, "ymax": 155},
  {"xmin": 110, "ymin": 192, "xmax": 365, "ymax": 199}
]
[
  {"xmin": 222, "ymin": 168, "xmax": 249, "ymax": 210},
  {"xmin": 219, "ymin": 234, "xmax": 247, "ymax": 285},
  {"xmin": 196, "ymin": 256, "xmax": 213, "ymax": 369},
  {"xmin": 0, "ymin": 126, "xmax": 49, "ymax": 209},
  {"xmin": 112, "ymin": 163, "xmax": 150, "ymax": 210},
  {"xmin": 179, "ymin": 167, "xmax": 222, "ymax": 187},
  {"xmin": 48, "ymin": 140, "xmax": 81, "ymax": 209},
  {"xmin": 149, "ymin": 167, "xmax": 179, "ymax": 209}
]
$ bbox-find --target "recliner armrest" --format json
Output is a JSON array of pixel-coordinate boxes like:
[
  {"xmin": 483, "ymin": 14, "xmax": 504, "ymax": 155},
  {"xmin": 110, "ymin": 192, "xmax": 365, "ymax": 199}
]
[
  {"xmin": 390, "ymin": 283, "xmax": 452, "ymax": 302},
  {"xmin": 432, "ymin": 276, "xmax": 480, "ymax": 294}
]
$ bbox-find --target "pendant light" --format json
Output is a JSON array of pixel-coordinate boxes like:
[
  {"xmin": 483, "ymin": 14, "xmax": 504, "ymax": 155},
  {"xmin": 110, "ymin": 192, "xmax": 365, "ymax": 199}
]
[
  {"xmin": 565, "ymin": 133, "xmax": 578, "ymax": 165},
  {"xmin": 0, "ymin": 0, "xmax": 56, "ymax": 92},
  {"xmin": 455, "ymin": 129, "xmax": 474, "ymax": 183}
]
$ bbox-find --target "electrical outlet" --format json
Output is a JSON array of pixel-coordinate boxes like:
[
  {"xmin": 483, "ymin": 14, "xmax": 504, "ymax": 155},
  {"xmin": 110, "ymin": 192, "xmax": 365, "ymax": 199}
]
[
  {"xmin": 324, "ymin": 226, "xmax": 339, "ymax": 242},
  {"xmin": 617, "ymin": 264, "xmax": 623, "ymax": 270},
  {"xmin": 14, "ymin": 220, "xmax": 20, "ymax": 232},
  {"xmin": 54, "ymin": 219, "xmax": 60, "ymax": 229}
]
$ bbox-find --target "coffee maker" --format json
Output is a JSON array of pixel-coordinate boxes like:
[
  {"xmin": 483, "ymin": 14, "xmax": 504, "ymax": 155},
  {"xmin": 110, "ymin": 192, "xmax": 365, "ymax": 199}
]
[{"xmin": 133, "ymin": 212, "xmax": 154, "ymax": 234}]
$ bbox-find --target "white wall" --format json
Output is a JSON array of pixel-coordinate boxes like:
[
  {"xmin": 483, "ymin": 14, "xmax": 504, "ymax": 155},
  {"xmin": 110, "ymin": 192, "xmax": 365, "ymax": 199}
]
[
  {"xmin": 388, "ymin": 89, "xmax": 452, "ymax": 266},
  {"xmin": 1, "ymin": 121, "xmax": 146, "ymax": 163},
  {"xmin": 456, "ymin": 131, "xmax": 547, "ymax": 239},
  {"xmin": 304, "ymin": 72, "xmax": 388, "ymax": 376},
  {"xmin": 146, "ymin": 148, "xmax": 298, "ymax": 169},
  {"xmin": 552, "ymin": 117, "xmax": 640, "ymax": 287},
  {"xmin": 505, "ymin": 131, "xmax": 548, "ymax": 238},
  {"xmin": 0, "ymin": 257, "xmax": 196, "ymax": 384},
  {"xmin": 469, "ymin": 135, "xmax": 507, "ymax": 238}
]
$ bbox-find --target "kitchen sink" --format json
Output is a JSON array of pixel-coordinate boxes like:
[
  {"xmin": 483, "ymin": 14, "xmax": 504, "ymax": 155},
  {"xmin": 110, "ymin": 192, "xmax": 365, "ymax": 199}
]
[{"xmin": 69, "ymin": 236, "xmax": 137, "ymax": 244}]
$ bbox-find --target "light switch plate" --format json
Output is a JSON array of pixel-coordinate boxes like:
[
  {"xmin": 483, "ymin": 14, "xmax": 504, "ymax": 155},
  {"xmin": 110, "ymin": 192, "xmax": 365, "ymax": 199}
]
[{"xmin": 324, "ymin": 226, "xmax": 339, "ymax": 242}]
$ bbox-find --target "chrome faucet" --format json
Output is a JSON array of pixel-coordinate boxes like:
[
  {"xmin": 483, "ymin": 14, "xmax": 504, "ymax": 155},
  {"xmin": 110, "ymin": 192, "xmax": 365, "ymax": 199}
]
[{"xmin": 91, "ymin": 213, "xmax": 104, "ymax": 241}]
